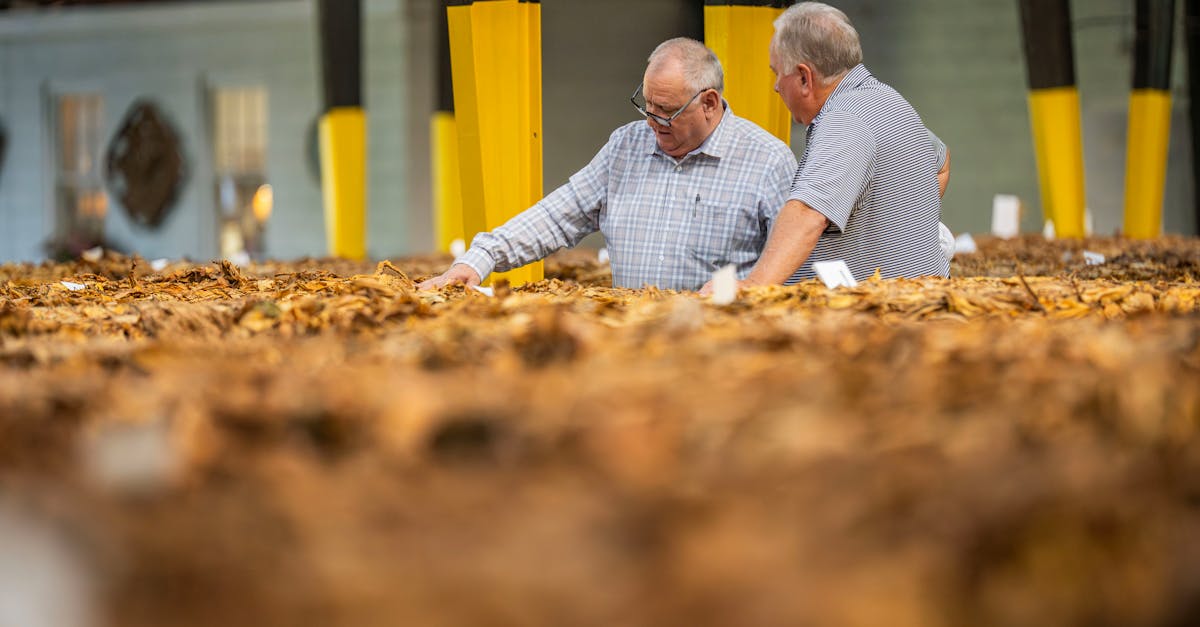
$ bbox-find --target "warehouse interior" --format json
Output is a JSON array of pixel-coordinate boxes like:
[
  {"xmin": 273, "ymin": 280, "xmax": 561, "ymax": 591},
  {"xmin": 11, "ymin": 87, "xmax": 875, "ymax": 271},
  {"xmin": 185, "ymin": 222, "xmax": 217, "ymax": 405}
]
[
  {"xmin": 1, "ymin": 3, "xmax": 1199, "ymax": 627},
  {"xmin": 1, "ymin": 0, "xmax": 1196, "ymax": 264}
]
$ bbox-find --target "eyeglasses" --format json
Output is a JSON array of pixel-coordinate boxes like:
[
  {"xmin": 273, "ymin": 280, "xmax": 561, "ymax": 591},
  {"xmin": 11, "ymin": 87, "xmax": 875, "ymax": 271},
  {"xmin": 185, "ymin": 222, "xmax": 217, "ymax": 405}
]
[{"xmin": 630, "ymin": 83, "xmax": 711, "ymax": 128}]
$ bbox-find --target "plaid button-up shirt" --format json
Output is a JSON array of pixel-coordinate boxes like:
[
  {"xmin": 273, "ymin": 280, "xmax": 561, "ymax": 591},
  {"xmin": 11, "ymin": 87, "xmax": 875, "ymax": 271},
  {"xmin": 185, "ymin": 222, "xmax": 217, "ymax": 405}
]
[{"xmin": 457, "ymin": 105, "xmax": 797, "ymax": 291}]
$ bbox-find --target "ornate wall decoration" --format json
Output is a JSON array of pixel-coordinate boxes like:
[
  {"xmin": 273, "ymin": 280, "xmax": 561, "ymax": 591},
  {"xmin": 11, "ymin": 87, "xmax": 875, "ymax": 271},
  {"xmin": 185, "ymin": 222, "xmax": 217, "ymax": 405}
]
[{"xmin": 104, "ymin": 100, "xmax": 187, "ymax": 229}]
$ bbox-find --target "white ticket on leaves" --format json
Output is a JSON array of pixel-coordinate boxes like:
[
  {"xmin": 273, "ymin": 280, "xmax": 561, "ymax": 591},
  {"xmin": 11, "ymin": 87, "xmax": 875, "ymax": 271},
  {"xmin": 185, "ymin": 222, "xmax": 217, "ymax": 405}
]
[
  {"xmin": 469, "ymin": 285, "xmax": 495, "ymax": 297},
  {"xmin": 812, "ymin": 260, "xmax": 858, "ymax": 289},
  {"xmin": 710, "ymin": 264, "xmax": 738, "ymax": 305}
]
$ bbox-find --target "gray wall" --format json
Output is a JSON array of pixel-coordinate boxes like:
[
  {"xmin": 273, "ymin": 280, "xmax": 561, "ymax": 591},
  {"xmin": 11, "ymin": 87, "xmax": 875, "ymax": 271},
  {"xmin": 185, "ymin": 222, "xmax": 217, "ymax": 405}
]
[{"xmin": 0, "ymin": 0, "xmax": 410, "ymax": 262}]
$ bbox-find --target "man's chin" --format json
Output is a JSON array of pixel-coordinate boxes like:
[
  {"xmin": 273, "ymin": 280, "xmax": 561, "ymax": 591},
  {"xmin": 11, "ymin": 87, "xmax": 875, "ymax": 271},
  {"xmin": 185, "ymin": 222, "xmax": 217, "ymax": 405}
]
[{"xmin": 655, "ymin": 138, "xmax": 680, "ymax": 155}]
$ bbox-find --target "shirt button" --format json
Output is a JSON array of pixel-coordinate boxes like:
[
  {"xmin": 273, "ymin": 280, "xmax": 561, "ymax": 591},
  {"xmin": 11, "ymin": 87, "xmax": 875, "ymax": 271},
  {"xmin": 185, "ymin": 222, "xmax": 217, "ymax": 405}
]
[{"xmin": 659, "ymin": 255, "xmax": 665, "ymax": 261}]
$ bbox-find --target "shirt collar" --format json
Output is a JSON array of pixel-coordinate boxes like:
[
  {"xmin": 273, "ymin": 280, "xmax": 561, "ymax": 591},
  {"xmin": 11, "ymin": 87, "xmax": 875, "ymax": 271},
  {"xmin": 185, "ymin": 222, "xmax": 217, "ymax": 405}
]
[
  {"xmin": 811, "ymin": 64, "xmax": 871, "ymax": 127},
  {"xmin": 645, "ymin": 99, "xmax": 734, "ymax": 160}
]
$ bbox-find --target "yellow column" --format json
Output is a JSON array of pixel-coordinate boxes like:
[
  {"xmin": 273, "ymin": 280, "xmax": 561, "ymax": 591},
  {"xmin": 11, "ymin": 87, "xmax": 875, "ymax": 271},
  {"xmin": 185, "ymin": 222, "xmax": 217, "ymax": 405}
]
[
  {"xmin": 1124, "ymin": 90, "xmax": 1172, "ymax": 238},
  {"xmin": 447, "ymin": 0, "xmax": 543, "ymax": 286},
  {"xmin": 431, "ymin": 111, "xmax": 464, "ymax": 252},
  {"xmin": 319, "ymin": 107, "xmax": 367, "ymax": 259},
  {"xmin": 1027, "ymin": 87, "xmax": 1087, "ymax": 238},
  {"xmin": 704, "ymin": 3, "xmax": 791, "ymax": 144}
]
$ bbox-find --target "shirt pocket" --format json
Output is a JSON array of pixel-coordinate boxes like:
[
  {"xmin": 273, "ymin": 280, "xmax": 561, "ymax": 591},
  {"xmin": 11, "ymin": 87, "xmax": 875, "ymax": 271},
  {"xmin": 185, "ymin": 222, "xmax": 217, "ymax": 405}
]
[{"xmin": 686, "ymin": 200, "xmax": 755, "ymax": 270}]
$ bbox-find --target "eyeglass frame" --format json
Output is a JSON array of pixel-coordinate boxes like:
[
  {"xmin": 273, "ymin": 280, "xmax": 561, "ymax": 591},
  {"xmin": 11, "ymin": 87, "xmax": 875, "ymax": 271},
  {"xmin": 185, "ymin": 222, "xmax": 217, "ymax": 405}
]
[{"xmin": 630, "ymin": 83, "xmax": 714, "ymax": 128}]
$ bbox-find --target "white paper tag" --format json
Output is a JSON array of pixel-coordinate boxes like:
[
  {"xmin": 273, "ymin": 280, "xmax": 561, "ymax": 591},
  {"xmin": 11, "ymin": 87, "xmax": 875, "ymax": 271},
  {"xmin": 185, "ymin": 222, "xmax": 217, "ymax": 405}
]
[
  {"xmin": 1083, "ymin": 250, "xmax": 1105, "ymax": 265},
  {"xmin": 954, "ymin": 233, "xmax": 978, "ymax": 255},
  {"xmin": 227, "ymin": 251, "xmax": 251, "ymax": 267},
  {"xmin": 991, "ymin": 194, "xmax": 1021, "ymax": 239},
  {"xmin": 597, "ymin": 247, "xmax": 610, "ymax": 264},
  {"xmin": 1042, "ymin": 219, "xmax": 1056, "ymax": 240},
  {"xmin": 469, "ymin": 285, "xmax": 495, "ymax": 297},
  {"xmin": 150, "ymin": 258, "xmax": 169, "ymax": 272},
  {"xmin": 710, "ymin": 264, "xmax": 737, "ymax": 305},
  {"xmin": 59, "ymin": 281, "xmax": 86, "ymax": 291},
  {"xmin": 813, "ymin": 260, "xmax": 858, "ymax": 289},
  {"xmin": 81, "ymin": 246, "xmax": 103, "ymax": 262},
  {"xmin": 450, "ymin": 238, "xmax": 466, "ymax": 258}
]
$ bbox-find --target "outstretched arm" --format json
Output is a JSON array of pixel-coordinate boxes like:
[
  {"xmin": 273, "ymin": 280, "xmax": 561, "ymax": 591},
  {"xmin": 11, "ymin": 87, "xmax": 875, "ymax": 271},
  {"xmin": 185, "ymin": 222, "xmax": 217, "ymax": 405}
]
[
  {"xmin": 743, "ymin": 199, "xmax": 830, "ymax": 285},
  {"xmin": 418, "ymin": 130, "xmax": 620, "ymax": 289}
]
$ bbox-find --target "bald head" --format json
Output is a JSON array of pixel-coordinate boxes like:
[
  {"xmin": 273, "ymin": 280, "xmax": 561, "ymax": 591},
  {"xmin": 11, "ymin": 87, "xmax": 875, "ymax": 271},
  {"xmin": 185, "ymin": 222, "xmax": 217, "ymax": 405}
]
[{"xmin": 647, "ymin": 37, "xmax": 724, "ymax": 94}]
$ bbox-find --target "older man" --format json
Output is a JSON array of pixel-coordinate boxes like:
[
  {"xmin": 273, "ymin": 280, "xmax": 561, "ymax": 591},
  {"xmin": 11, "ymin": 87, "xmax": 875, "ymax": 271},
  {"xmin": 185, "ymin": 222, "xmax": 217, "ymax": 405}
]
[
  {"xmin": 708, "ymin": 2, "xmax": 950, "ymax": 291},
  {"xmin": 419, "ymin": 37, "xmax": 797, "ymax": 291}
]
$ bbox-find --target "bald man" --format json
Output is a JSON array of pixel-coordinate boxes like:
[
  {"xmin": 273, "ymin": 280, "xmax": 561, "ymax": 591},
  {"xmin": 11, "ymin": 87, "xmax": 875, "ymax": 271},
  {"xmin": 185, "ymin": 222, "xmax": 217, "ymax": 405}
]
[{"xmin": 419, "ymin": 37, "xmax": 797, "ymax": 291}]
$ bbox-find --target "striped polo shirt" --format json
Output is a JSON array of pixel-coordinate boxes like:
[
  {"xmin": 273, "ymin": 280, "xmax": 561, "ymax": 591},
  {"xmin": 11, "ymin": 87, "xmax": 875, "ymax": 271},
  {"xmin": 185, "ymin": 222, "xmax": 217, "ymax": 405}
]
[{"xmin": 786, "ymin": 64, "xmax": 950, "ymax": 283}]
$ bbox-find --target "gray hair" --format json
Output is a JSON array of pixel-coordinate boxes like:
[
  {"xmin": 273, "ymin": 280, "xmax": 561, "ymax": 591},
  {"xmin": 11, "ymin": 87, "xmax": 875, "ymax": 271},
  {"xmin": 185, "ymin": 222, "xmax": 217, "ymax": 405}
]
[
  {"xmin": 771, "ymin": 2, "xmax": 863, "ymax": 86},
  {"xmin": 647, "ymin": 37, "xmax": 724, "ymax": 94}
]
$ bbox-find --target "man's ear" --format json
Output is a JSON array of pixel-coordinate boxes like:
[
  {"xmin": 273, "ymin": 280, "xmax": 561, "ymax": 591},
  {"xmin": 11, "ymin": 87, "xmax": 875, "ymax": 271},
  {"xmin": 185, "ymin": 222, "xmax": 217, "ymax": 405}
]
[{"xmin": 702, "ymin": 89, "xmax": 721, "ymax": 112}]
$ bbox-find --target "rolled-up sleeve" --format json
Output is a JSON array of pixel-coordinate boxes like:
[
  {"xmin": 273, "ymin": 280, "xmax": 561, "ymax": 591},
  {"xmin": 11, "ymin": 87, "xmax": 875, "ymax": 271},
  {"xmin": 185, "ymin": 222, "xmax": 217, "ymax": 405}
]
[
  {"xmin": 787, "ymin": 110, "xmax": 876, "ymax": 233},
  {"xmin": 930, "ymin": 130, "xmax": 947, "ymax": 171}
]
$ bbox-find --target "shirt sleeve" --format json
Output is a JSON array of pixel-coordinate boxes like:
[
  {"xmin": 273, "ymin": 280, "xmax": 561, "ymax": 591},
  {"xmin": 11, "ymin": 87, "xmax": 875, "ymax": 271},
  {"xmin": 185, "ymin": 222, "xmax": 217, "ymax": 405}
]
[
  {"xmin": 930, "ymin": 130, "xmax": 947, "ymax": 171},
  {"xmin": 787, "ymin": 109, "xmax": 876, "ymax": 233},
  {"xmin": 456, "ymin": 132, "xmax": 615, "ymax": 280}
]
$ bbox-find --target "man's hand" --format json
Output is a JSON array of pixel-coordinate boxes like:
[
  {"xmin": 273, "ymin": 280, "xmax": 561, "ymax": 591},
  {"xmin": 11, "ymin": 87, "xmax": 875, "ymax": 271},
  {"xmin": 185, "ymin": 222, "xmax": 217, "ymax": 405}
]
[
  {"xmin": 417, "ymin": 263, "xmax": 482, "ymax": 290},
  {"xmin": 698, "ymin": 277, "xmax": 759, "ymax": 296}
]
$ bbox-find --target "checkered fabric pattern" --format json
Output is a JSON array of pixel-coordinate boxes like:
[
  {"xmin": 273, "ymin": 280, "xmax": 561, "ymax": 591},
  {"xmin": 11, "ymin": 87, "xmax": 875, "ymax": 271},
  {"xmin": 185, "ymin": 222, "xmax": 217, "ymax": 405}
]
[{"xmin": 456, "ymin": 106, "xmax": 797, "ymax": 291}]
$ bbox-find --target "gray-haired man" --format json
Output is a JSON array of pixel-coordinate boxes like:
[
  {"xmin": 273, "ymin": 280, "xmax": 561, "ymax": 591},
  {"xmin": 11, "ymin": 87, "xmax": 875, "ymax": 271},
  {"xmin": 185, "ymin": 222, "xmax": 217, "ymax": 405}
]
[{"xmin": 705, "ymin": 1, "xmax": 951, "ymax": 293}]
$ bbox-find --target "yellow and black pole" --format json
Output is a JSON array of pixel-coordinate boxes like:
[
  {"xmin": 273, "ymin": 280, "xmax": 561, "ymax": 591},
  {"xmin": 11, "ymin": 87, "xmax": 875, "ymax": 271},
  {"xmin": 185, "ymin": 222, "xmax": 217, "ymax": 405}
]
[
  {"xmin": 1018, "ymin": 0, "xmax": 1086, "ymax": 238},
  {"xmin": 446, "ymin": 0, "xmax": 543, "ymax": 286},
  {"xmin": 704, "ymin": 0, "xmax": 791, "ymax": 144},
  {"xmin": 1187, "ymin": 0, "xmax": 1200, "ymax": 232},
  {"xmin": 316, "ymin": 0, "xmax": 367, "ymax": 259},
  {"xmin": 432, "ymin": 0, "xmax": 464, "ymax": 254},
  {"xmin": 1124, "ymin": 0, "xmax": 1176, "ymax": 238}
]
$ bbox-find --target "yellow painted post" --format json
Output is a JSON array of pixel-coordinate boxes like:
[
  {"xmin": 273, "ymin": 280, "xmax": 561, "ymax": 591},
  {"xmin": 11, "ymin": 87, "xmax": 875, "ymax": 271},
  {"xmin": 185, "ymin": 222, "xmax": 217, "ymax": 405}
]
[
  {"xmin": 431, "ymin": 112, "xmax": 464, "ymax": 252},
  {"xmin": 1018, "ymin": 0, "xmax": 1087, "ymax": 238},
  {"xmin": 316, "ymin": 0, "xmax": 367, "ymax": 259},
  {"xmin": 1125, "ymin": 91, "xmax": 1172, "ymax": 237},
  {"xmin": 1027, "ymin": 88, "xmax": 1087, "ymax": 238},
  {"xmin": 446, "ymin": 0, "xmax": 543, "ymax": 286},
  {"xmin": 319, "ymin": 108, "xmax": 367, "ymax": 259},
  {"xmin": 704, "ymin": 1, "xmax": 791, "ymax": 144},
  {"xmin": 432, "ymin": 1, "xmax": 464, "ymax": 253},
  {"xmin": 1124, "ymin": 0, "xmax": 1176, "ymax": 239}
]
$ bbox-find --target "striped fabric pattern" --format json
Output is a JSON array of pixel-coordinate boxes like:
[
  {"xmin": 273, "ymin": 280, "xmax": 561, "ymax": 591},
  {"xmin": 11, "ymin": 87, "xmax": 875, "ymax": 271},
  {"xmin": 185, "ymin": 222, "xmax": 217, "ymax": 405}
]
[
  {"xmin": 786, "ymin": 64, "xmax": 951, "ymax": 283},
  {"xmin": 456, "ymin": 105, "xmax": 797, "ymax": 291}
]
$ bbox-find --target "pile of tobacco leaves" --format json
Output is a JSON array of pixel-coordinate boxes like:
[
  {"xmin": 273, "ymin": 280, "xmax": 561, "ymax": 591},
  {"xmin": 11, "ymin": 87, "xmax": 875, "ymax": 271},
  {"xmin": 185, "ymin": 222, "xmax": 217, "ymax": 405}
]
[{"xmin": 0, "ymin": 237, "xmax": 1198, "ymax": 627}]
